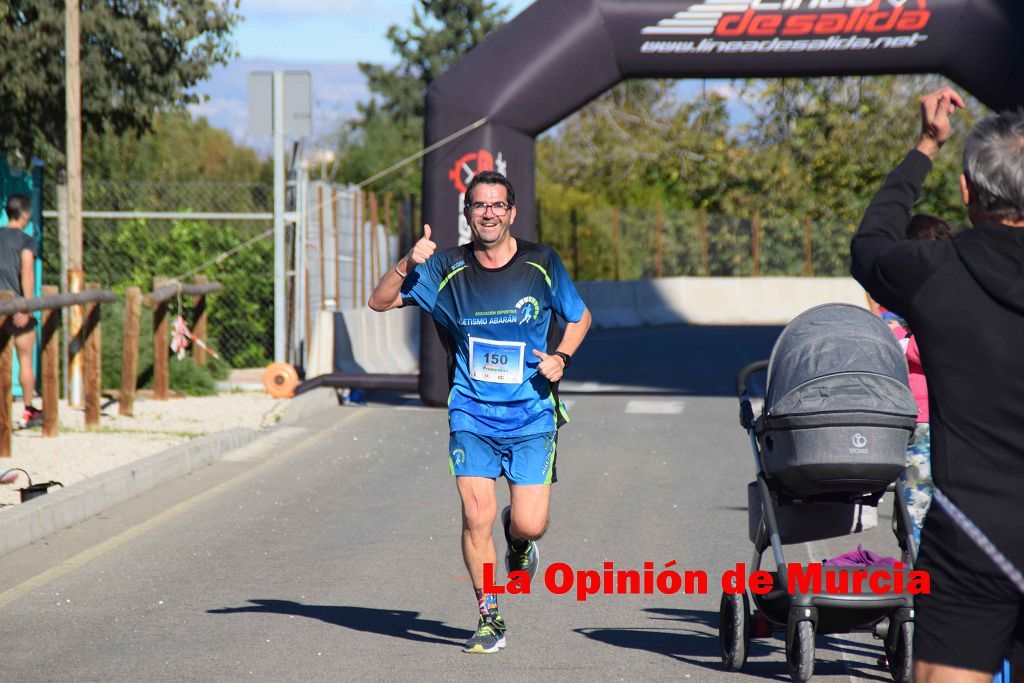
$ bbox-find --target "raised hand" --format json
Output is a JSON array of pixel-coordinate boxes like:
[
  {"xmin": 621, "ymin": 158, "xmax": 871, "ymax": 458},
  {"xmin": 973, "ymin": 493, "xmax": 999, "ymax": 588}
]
[
  {"xmin": 532, "ymin": 349, "xmax": 565, "ymax": 382},
  {"xmin": 917, "ymin": 87, "xmax": 966, "ymax": 158},
  {"xmin": 408, "ymin": 224, "xmax": 436, "ymax": 266}
]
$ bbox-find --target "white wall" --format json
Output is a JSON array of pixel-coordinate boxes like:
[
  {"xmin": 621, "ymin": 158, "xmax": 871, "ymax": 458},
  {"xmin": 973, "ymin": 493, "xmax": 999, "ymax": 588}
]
[{"xmin": 575, "ymin": 277, "xmax": 868, "ymax": 328}]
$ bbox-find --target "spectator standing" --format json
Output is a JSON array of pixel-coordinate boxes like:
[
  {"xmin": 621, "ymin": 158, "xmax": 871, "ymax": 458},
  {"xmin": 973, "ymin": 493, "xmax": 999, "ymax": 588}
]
[
  {"xmin": 852, "ymin": 87, "xmax": 1024, "ymax": 682},
  {"xmin": 1, "ymin": 195, "xmax": 41, "ymax": 428}
]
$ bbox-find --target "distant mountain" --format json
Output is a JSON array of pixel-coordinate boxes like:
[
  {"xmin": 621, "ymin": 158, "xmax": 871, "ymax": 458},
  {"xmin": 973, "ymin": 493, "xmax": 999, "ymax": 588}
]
[{"xmin": 189, "ymin": 58, "xmax": 370, "ymax": 154}]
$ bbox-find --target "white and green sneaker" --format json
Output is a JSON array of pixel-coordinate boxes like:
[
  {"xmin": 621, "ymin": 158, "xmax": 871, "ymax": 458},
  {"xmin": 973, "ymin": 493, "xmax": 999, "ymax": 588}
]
[
  {"xmin": 464, "ymin": 613, "xmax": 507, "ymax": 654},
  {"xmin": 502, "ymin": 505, "xmax": 540, "ymax": 579}
]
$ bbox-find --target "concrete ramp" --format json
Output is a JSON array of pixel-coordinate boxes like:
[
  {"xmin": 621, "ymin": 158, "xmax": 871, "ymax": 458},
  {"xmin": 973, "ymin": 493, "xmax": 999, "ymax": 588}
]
[{"xmin": 306, "ymin": 307, "xmax": 420, "ymax": 377}]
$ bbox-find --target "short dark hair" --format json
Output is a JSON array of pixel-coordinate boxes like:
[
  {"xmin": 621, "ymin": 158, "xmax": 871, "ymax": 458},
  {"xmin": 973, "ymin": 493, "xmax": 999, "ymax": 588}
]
[
  {"xmin": 463, "ymin": 171, "xmax": 515, "ymax": 211},
  {"xmin": 906, "ymin": 213, "xmax": 955, "ymax": 241},
  {"xmin": 5, "ymin": 194, "xmax": 31, "ymax": 223}
]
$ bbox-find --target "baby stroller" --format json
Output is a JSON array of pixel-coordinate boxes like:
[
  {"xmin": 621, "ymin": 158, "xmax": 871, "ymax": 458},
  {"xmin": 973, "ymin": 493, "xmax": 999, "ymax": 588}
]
[{"xmin": 720, "ymin": 304, "xmax": 919, "ymax": 682}]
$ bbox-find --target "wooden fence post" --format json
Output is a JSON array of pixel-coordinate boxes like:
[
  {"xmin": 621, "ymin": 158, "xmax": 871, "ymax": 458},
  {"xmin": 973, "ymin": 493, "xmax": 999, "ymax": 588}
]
[
  {"xmin": 571, "ymin": 208, "xmax": 579, "ymax": 280},
  {"xmin": 536, "ymin": 198, "xmax": 543, "ymax": 244},
  {"xmin": 700, "ymin": 208, "xmax": 709, "ymax": 277},
  {"xmin": 656, "ymin": 202, "xmax": 665, "ymax": 278},
  {"xmin": 153, "ymin": 276, "xmax": 169, "ymax": 401},
  {"xmin": 83, "ymin": 282, "xmax": 102, "ymax": 429},
  {"xmin": 67, "ymin": 268, "xmax": 85, "ymax": 406},
  {"xmin": 353, "ymin": 190, "xmax": 361, "ymax": 309},
  {"xmin": 0, "ymin": 292, "xmax": 13, "ymax": 457},
  {"xmin": 804, "ymin": 216, "xmax": 813, "ymax": 277},
  {"xmin": 369, "ymin": 191, "xmax": 380, "ymax": 284},
  {"xmin": 193, "ymin": 276, "xmax": 208, "ymax": 367},
  {"xmin": 318, "ymin": 184, "xmax": 326, "ymax": 300},
  {"xmin": 611, "ymin": 206, "xmax": 620, "ymax": 281},
  {"xmin": 752, "ymin": 211, "xmax": 761, "ymax": 277},
  {"xmin": 334, "ymin": 188, "xmax": 342, "ymax": 306},
  {"xmin": 120, "ymin": 286, "xmax": 141, "ymax": 416},
  {"xmin": 41, "ymin": 285, "xmax": 60, "ymax": 437}
]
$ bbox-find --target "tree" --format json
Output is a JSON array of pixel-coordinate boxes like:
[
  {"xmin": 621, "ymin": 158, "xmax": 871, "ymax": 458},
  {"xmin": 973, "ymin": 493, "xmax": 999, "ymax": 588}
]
[
  {"xmin": 0, "ymin": 1, "xmax": 239, "ymax": 162},
  {"xmin": 538, "ymin": 80, "xmax": 735, "ymax": 210},
  {"xmin": 735, "ymin": 75, "xmax": 984, "ymax": 225},
  {"xmin": 536, "ymin": 75, "xmax": 988, "ymax": 278},
  {"xmin": 86, "ymin": 112, "xmax": 267, "ymax": 185},
  {"xmin": 335, "ymin": 0, "xmax": 509, "ymax": 197}
]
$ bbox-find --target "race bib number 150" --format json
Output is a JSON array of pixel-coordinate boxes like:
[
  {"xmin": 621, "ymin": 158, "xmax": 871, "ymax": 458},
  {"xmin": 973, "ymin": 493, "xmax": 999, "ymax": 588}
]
[{"xmin": 468, "ymin": 337, "xmax": 525, "ymax": 384}]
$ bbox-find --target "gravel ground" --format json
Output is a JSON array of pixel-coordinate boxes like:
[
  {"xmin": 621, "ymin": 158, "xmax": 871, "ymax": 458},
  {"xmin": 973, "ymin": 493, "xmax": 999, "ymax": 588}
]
[{"xmin": 0, "ymin": 388, "xmax": 289, "ymax": 508}]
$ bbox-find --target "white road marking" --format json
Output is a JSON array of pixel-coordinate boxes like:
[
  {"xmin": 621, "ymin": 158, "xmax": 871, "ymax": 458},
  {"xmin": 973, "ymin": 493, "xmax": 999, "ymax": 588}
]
[{"xmin": 625, "ymin": 400, "xmax": 685, "ymax": 415}]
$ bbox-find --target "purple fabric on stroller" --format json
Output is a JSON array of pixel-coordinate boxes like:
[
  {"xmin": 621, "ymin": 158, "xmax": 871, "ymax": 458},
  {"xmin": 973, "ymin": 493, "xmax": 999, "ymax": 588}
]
[{"xmin": 823, "ymin": 545, "xmax": 897, "ymax": 568}]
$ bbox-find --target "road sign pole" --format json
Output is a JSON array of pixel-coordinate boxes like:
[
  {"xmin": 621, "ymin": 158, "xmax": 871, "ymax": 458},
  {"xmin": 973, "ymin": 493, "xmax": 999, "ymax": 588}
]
[{"xmin": 273, "ymin": 70, "xmax": 286, "ymax": 363}]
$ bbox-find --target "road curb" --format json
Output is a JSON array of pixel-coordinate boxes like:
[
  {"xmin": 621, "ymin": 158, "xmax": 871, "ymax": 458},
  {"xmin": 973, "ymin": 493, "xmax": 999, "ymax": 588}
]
[
  {"xmin": 0, "ymin": 388, "xmax": 342, "ymax": 559},
  {"xmin": 278, "ymin": 386, "xmax": 339, "ymax": 426}
]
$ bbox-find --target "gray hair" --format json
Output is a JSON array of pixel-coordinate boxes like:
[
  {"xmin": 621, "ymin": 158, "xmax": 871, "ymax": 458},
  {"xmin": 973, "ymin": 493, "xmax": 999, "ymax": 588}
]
[{"xmin": 963, "ymin": 112, "xmax": 1024, "ymax": 223}]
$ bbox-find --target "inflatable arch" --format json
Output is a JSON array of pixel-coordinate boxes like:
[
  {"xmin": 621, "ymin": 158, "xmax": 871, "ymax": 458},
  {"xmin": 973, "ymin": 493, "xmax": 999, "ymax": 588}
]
[{"xmin": 418, "ymin": 0, "xmax": 1024, "ymax": 405}]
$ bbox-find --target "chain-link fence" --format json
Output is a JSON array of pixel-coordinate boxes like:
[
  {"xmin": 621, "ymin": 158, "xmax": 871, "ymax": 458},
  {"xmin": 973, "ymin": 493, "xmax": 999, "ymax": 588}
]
[
  {"xmin": 539, "ymin": 203, "xmax": 857, "ymax": 281},
  {"xmin": 43, "ymin": 180, "xmax": 276, "ymax": 368},
  {"xmin": 42, "ymin": 179, "xmax": 409, "ymax": 371},
  {"xmin": 42, "ymin": 181, "xmax": 861, "ymax": 369}
]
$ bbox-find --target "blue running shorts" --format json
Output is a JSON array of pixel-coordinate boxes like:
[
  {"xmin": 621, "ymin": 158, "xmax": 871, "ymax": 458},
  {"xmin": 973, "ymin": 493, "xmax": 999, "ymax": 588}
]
[{"xmin": 448, "ymin": 431, "xmax": 557, "ymax": 485}]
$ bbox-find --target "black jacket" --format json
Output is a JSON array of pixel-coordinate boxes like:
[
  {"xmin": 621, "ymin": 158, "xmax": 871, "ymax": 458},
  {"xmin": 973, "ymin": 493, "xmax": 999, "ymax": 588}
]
[{"xmin": 851, "ymin": 150, "xmax": 1024, "ymax": 571}]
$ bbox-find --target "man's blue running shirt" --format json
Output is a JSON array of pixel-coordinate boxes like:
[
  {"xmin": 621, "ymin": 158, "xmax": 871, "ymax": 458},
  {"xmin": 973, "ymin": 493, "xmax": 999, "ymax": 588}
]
[{"xmin": 401, "ymin": 240, "xmax": 586, "ymax": 437}]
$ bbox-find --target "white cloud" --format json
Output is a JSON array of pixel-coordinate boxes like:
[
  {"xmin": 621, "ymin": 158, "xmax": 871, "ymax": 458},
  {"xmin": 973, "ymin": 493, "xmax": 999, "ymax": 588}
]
[
  {"xmin": 710, "ymin": 83, "xmax": 739, "ymax": 100},
  {"xmin": 237, "ymin": 0, "xmax": 366, "ymax": 14}
]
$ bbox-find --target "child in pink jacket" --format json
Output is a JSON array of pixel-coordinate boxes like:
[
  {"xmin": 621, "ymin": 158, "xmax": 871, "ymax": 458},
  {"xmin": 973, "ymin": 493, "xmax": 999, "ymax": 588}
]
[{"xmin": 881, "ymin": 214, "xmax": 954, "ymax": 544}]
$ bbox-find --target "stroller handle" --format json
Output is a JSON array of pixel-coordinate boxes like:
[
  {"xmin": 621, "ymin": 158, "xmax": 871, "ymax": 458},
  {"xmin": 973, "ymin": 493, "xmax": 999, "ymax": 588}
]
[{"xmin": 735, "ymin": 359, "xmax": 769, "ymax": 397}]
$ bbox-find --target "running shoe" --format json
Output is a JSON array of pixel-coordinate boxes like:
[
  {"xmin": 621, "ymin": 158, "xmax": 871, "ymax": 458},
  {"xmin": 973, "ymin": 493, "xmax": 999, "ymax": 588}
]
[
  {"xmin": 24, "ymin": 406, "xmax": 43, "ymax": 427},
  {"xmin": 463, "ymin": 613, "xmax": 506, "ymax": 654},
  {"xmin": 502, "ymin": 505, "xmax": 539, "ymax": 579},
  {"xmin": 17, "ymin": 406, "xmax": 42, "ymax": 429}
]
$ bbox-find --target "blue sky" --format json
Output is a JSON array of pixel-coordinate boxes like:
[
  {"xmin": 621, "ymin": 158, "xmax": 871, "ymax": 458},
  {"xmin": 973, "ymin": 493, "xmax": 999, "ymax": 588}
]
[
  {"xmin": 198, "ymin": 1, "xmax": 738, "ymax": 150},
  {"xmin": 234, "ymin": 0, "xmax": 536, "ymax": 62}
]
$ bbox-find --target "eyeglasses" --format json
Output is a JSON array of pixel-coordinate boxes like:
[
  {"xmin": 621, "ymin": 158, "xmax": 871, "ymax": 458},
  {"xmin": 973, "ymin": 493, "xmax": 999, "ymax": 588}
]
[{"xmin": 469, "ymin": 202, "xmax": 512, "ymax": 216}]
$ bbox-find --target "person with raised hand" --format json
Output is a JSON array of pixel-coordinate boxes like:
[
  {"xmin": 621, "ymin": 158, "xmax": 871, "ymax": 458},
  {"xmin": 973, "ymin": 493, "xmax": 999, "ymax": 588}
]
[
  {"xmin": 852, "ymin": 86, "xmax": 1024, "ymax": 682},
  {"xmin": 369, "ymin": 170, "xmax": 590, "ymax": 654}
]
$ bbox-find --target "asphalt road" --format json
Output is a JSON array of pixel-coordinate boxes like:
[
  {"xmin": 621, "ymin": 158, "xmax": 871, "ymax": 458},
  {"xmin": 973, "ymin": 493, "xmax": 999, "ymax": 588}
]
[{"xmin": 0, "ymin": 325, "xmax": 908, "ymax": 682}]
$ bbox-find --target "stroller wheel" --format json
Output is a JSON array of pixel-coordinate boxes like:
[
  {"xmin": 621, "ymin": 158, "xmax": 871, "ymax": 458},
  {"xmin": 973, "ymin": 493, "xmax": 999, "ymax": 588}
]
[
  {"xmin": 718, "ymin": 591, "xmax": 750, "ymax": 670},
  {"xmin": 786, "ymin": 619, "xmax": 815, "ymax": 682},
  {"xmin": 885, "ymin": 619, "xmax": 913, "ymax": 683}
]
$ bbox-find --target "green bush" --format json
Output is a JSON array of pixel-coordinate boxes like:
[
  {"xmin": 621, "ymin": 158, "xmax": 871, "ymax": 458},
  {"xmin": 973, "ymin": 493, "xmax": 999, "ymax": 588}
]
[
  {"xmin": 164, "ymin": 357, "xmax": 217, "ymax": 396},
  {"xmin": 49, "ymin": 218, "xmax": 274, "ymax": 368}
]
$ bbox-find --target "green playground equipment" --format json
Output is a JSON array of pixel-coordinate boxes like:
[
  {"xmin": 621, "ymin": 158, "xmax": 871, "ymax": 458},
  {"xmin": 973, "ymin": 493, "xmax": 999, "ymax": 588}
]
[{"xmin": 0, "ymin": 157, "xmax": 45, "ymax": 399}]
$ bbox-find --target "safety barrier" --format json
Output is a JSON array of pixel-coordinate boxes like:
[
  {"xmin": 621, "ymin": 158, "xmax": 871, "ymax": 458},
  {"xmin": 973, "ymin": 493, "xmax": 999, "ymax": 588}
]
[
  {"xmin": 0, "ymin": 285, "xmax": 118, "ymax": 456},
  {"xmin": 575, "ymin": 277, "xmax": 868, "ymax": 328},
  {"xmin": 118, "ymin": 277, "xmax": 223, "ymax": 412}
]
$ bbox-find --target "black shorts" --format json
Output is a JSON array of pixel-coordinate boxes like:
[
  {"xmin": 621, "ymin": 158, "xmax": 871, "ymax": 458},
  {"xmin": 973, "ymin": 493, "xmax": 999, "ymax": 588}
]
[
  {"xmin": 2, "ymin": 315, "xmax": 36, "ymax": 335},
  {"xmin": 914, "ymin": 507, "xmax": 1024, "ymax": 672}
]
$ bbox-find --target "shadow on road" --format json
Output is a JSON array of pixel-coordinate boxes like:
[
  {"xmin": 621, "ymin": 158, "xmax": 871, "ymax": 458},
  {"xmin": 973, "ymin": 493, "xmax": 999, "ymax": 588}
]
[
  {"xmin": 207, "ymin": 599, "xmax": 469, "ymax": 647},
  {"xmin": 568, "ymin": 324, "xmax": 782, "ymax": 396},
  {"xmin": 574, "ymin": 606, "xmax": 890, "ymax": 681}
]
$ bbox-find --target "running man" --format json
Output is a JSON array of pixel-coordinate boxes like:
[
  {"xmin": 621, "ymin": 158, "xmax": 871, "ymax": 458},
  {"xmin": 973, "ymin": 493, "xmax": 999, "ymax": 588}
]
[{"xmin": 368, "ymin": 170, "xmax": 591, "ymax": 654}]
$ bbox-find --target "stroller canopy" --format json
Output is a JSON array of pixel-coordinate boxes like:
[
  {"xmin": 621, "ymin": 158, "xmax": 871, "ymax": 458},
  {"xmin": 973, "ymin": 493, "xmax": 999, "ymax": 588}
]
[{"xmin": 765, "ymin": 304, "xmax": 917, "ymax": 419}]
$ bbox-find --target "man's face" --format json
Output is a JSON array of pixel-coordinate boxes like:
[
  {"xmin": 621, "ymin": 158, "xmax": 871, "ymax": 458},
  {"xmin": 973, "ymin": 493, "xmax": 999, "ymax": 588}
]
[{"xmin": 467, "ymin": 183, "xmax": 516, "ymax": 246}]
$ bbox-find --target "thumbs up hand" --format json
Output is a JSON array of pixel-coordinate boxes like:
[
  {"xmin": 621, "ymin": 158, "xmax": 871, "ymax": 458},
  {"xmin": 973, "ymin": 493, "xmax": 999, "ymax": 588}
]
[
  {"xmin": 408, "ymin": 224, "xmax": 436, "ymax": 266},
  {"xmin": 532, "ymin": 349, "xmax": 565, "ymax": 382}
]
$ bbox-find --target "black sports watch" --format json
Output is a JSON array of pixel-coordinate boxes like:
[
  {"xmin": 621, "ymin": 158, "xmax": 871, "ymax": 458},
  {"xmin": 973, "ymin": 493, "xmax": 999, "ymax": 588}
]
[{"xmin": 553, "ymin": 351, "xmax": 572, "ymax": 368}]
